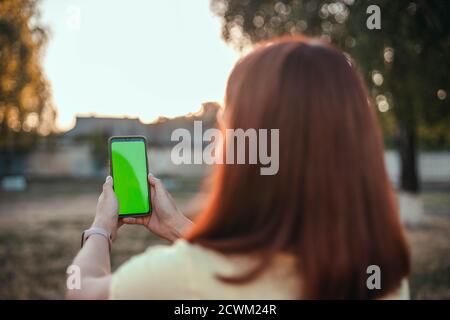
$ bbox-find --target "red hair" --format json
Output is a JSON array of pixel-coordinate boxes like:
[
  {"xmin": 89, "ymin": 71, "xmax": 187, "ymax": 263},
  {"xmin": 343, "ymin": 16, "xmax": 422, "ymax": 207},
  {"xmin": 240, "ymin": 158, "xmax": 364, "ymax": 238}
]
[{"xmin": 185, "ymin": 36, "xmax": 410, "ymax": 299}]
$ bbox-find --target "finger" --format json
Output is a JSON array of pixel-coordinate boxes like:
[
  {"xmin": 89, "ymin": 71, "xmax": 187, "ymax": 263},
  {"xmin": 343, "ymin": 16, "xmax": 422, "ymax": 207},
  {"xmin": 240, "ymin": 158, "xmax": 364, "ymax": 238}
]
[
  {"xmin": 103, "ymin": 175, "xmax": 114, "ymax": 191},
  {"xmin": 148, "ymin": 173, "xmax": 164, "ymax": 190},
  {"xmin": 150, "ymin": 184, "xmax": 156, "ymax": 205},
  {"xmin": 147, "ymin": 173, "xmax": 158, "ymax": 185},
  {"xmin": 122, "ymin": 217, "xmax": 136, "ymax": 224},
  {"xmin": 122, "ymin": 217, "xmax": 144, "ymax": 225}
]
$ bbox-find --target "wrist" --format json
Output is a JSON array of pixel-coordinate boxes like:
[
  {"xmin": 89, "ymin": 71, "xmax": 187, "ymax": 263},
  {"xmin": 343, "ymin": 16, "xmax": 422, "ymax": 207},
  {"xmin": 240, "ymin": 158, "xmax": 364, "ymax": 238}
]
[
  {"xmin": 92, "ymin": 217, "xmax": 114, "ymax": 234},
  {"xmin": 165, "ymin": 213, "xmax": 193, "ymax": 242},
  {"xmin": 81, "ymin": 227, "xmax": 112, "ymax": 251}
]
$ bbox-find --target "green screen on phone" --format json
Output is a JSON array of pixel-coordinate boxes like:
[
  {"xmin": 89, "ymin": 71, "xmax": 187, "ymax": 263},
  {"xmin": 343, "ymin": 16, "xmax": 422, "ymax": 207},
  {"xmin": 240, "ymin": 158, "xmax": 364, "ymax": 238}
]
[{"xmin": 111, "ymin": 139, "xmax": 150, "ymax": 215}]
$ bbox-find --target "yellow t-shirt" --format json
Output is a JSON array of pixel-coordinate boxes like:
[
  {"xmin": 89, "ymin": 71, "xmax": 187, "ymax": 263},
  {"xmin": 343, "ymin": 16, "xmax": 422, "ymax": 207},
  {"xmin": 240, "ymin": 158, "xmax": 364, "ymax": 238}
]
[{"xmin": 109, "ymin": 239, "xmax": 409, "ymax": 300}]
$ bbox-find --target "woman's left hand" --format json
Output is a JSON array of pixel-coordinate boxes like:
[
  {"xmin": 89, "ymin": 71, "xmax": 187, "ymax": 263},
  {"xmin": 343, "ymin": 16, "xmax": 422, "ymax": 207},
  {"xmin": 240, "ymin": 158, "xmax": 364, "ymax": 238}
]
[{"xmin": 92, "ymin": 176, "xmax": 122, "ymax": 241}]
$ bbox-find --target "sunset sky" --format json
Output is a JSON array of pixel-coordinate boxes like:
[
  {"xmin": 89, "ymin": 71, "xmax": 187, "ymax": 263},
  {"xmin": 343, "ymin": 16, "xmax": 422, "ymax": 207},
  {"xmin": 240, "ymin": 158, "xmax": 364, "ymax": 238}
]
[{"xmin": 41, "ymin": 0, "xmax": 239, "ymax": 131}]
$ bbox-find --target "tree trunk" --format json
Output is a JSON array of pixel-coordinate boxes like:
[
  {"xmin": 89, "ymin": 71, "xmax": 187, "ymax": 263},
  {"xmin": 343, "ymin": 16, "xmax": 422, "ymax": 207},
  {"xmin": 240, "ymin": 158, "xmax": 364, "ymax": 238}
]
[{"xmin": 398, "ymin": 121, "xmax": 419, "ymax": 193}]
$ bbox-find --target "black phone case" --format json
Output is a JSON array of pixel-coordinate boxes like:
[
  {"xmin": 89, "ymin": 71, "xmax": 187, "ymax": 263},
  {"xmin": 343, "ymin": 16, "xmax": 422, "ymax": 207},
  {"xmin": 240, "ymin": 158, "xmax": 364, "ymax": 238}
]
[{"xmin": 108, "ymin": 135, "xmax": 152, "ymax": 217}]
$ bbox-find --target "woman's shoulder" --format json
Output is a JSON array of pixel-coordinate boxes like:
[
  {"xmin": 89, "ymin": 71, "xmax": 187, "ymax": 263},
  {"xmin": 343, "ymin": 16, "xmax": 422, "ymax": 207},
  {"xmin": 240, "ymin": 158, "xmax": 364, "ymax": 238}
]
[
  {"xmin": 109, "ymin": 239, "xmax": 222, "ymax": 299},
  {"xmin": 110, "ymin": 239, "xmax": 299, "ymax": 299},
  {"xmin": 109, "ymin": 239, "xmax": 191, "ymax": 299},
  {"xmin": 144, "ymin": 238, "xmax": 193, "ymax": 258},
  {"xmin": 140, "ymin": 238, "xmax": 218, "ymax": 264},
  {"xmin": 380, "ymin": 279, "xmax": 410, "ymax": 300}
]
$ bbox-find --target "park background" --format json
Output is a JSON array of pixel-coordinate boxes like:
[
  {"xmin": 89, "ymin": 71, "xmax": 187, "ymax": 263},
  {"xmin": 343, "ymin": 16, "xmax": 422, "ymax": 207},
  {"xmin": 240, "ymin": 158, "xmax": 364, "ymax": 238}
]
[{"xmin": 0, "ymin": 0, "xmax": 449, "ymax": 299}]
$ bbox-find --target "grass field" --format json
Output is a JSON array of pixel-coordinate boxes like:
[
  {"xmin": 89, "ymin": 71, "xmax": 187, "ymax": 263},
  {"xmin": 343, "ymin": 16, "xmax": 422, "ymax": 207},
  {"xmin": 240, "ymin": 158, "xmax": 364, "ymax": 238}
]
[{"xmin": 0, "ymin": 180, "xmax": 449, "ymax": 299}]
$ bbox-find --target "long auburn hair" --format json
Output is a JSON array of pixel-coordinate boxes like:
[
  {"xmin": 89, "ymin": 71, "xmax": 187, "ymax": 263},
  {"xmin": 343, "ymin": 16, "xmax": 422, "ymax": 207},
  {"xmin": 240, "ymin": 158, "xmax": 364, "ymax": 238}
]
[{"xmin": 185, "ymin": 36, "xmax": 410, "ymax": 299}]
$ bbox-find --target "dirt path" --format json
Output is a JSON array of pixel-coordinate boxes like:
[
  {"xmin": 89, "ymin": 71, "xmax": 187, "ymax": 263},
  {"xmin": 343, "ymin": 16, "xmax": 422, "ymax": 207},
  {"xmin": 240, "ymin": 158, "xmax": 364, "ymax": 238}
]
[{"xmin": 0, "ymin": 183, "xmax": 448, "ymax": 299}]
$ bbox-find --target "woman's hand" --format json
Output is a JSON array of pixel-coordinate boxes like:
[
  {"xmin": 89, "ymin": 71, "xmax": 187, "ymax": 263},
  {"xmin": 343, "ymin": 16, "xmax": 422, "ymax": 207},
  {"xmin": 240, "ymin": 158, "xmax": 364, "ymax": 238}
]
[
  {"xmin": 92, "ymin": 176, "xmax": 122, "ymax": 241},
  {"xmin": 122, "ymin": 174, "xmax": 193, "ymax": 242}
]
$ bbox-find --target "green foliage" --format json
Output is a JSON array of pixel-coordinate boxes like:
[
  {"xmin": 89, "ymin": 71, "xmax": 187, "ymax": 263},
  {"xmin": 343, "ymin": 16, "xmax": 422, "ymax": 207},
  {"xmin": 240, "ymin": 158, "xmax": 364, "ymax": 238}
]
[
  {"xmin": 0, "ymin": 0, "xmax": 56, "ymax": 151},
  {"xmin": 211, "ymin": 0, "xmax": 450, "ymax": 150}
]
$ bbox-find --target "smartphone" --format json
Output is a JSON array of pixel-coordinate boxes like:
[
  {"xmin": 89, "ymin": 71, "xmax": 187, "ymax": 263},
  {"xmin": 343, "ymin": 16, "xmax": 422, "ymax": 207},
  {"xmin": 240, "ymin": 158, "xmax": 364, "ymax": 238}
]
[{"xmin": 109, "ymin": 136, "xmax": 151, "ymax": 217}]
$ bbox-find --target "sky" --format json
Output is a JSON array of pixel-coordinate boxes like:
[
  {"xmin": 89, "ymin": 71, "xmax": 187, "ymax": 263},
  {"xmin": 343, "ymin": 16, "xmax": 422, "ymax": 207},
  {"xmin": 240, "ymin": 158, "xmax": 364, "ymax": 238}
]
[{"xmin": 41, "ymin": 0, "xmax": 239, "ymax": 131}]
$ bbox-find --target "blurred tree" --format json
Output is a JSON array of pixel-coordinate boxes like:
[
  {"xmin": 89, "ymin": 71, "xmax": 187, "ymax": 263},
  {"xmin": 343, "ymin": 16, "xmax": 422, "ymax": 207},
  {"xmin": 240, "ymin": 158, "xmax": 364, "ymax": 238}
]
[
  {"xmin": 0, "ymin": 0, "xmax": 56, "ymax": 175},
  {"xmin": 210, "ymin": 0, "xmax": 449, "ymax": 193}
]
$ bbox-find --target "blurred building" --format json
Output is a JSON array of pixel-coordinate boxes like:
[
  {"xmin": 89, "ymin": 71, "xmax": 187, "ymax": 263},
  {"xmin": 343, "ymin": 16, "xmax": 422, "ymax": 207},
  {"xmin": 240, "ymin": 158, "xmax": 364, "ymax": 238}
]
[
  {"xmin": 64, "ymin": 116, "xmax": 149, "ymax": 138},
  {"xmin": 4, "ymin": 100, "xmax": 450, "ymax": 188},
  {"xmin": 25, "ymin": 103, "xmax": 220, "ymax": 179}
]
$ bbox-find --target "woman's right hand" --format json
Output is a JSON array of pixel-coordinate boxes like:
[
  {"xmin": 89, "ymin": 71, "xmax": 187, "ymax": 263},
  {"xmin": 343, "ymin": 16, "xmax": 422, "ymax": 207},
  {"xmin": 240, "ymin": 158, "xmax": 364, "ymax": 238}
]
[{"xmin": 121, "ymin": 173, "xmax": 193, "ymax": 242}]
